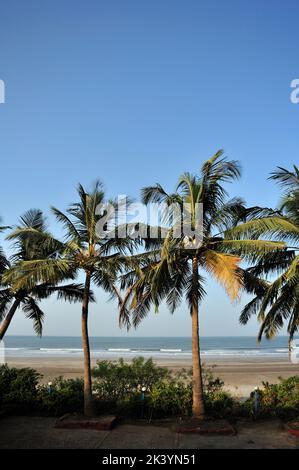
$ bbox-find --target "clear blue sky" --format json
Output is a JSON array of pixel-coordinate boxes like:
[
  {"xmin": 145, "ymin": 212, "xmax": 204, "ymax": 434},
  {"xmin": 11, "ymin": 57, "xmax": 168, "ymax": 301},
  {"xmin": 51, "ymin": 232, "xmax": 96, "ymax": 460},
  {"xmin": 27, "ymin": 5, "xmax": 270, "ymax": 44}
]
[{"xmin": 0, "ymin": 0, "xmax": 298, "ymax": 336}]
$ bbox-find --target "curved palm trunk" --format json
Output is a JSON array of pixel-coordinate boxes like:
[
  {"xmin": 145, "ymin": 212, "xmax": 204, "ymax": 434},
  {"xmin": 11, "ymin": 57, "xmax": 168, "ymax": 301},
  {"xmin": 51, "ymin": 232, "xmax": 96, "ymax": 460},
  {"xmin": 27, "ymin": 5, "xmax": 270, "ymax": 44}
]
[
  {"xmin": 191, "ymin": 256, "xmax": 205, "ymax": 420},
  {"xmin": 0, "ymin": 297, "xmax": 21, "ymax": 340},
  {"xmin": 82, "ymin": 271, "xmax": 94, "ymax": 417}
]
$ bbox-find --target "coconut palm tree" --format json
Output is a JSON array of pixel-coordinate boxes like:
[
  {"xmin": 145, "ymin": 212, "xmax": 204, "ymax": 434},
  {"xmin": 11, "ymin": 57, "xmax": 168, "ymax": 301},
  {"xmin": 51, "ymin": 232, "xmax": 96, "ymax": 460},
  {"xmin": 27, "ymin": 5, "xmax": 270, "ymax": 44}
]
[
  {"xmin": 120, "ymin": 151, "xmax": 285, "ymax": 420},
  {"xmin": 0, "ymin": 209, "xmax": 89, "ymax": 339},
  {"xmin": 239, "ymin": 165, "xmax": 299, "ymax": 343},
  {"xmin": 5, "ymin": 183, "xmax": 135, "ymax": 416}
]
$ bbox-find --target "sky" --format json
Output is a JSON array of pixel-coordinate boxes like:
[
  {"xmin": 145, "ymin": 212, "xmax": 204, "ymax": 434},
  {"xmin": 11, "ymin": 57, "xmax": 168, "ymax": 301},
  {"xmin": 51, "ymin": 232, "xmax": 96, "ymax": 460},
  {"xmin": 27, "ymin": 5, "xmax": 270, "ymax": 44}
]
[{"xmin": 0, "ymin": 0, "xmax": 298, "ymax": 337}]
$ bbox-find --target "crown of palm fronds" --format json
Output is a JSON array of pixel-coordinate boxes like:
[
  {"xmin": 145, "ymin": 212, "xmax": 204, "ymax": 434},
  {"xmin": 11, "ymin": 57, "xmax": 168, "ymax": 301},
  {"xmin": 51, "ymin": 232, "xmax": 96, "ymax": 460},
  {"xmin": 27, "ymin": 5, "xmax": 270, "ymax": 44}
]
[
  {"xmin": 4, "ymin": 186, "xmax": 139, "ymax": 328},
  {"xmin": 0, "ymin": 209, "xmax": 95, "ymax": 336},
  {"xmin": 121, "ymin": 151, "xmax": 286, "ymax": 330},
  {"xmin": 241, "ymin": 254, "xmax": 299, "ymax": 341},
  {"xmin": 241, "ymin": 164, "xmax": 299, "ymax": 343},
  {"xmin": 0, "ymin": 282, "xmax": 92, "ymax": 336}
]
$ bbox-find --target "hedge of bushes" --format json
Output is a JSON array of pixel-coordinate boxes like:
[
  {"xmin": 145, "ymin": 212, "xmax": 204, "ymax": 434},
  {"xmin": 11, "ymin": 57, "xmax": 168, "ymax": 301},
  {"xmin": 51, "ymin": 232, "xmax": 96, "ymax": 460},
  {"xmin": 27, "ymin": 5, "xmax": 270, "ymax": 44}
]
[
  {"xmin": 0, "ymin": 359, "xmax": 298, "ymax": 421},
  {"xmin": 0, "ymin": 365, "xmax": 41, "ymax": 413},
  {"xmin": 0, "ymin": 365, "xmax": 84, "ymax": 415},
  {"xmin": 242, "ymin": 376, "xmax": 299, "ymax": 420}
]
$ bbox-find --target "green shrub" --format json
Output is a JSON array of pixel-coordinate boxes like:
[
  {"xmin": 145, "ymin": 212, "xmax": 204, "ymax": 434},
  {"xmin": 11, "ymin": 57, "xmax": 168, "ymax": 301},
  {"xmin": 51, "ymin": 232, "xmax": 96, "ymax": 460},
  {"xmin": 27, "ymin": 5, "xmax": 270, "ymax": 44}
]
[
  {"xmin": 39, "ymin": 377, "xmax": 84, "ymax": 416},
  {"xmin": 148, "ymin": 380, "xmax": 192, "ymax": 418},
  {"xmin": 238, "ymin": 376, "xmax": 299, "ymax": 420},
  {"xmin": 144, "ymin": 364, "xmax": 230, "ymax": 419},
  {"xmin": 92, "ymin": 358, "xmax": 233, "ymax": 419},
  {"xmin": 92, "ymin": 357, "xmax": 169, "ymax": 402},
  {"xmin": 3, "ymin": 362, "xmax": 296, "ymax": 422},
  {"xmin": 0, "ymin": 365, "xmax": 41, "ymax": 412},
  {"xmin": 147, "ymin": 379, "xmax": 234, "ymax": 419},
  {"xmin": 205, "ymin": 390, "xmax": 235, "ymax": 419}
]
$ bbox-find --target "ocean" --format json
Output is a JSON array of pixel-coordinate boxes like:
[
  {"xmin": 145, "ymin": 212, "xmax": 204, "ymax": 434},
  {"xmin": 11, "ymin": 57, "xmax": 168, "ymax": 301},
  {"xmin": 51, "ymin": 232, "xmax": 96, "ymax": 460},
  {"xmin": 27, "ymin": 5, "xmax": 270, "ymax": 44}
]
[{"xmin": 2, "ymin": 335, "xmax": 297, "ymax": 359}]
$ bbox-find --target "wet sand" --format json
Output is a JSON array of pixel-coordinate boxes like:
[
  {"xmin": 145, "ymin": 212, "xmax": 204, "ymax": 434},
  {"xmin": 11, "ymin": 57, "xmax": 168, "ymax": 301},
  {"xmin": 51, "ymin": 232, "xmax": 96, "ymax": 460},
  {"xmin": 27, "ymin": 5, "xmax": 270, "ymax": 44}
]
[{"xmin": 6, "ymin": 355, "xmax": 299, "ymax": 397}]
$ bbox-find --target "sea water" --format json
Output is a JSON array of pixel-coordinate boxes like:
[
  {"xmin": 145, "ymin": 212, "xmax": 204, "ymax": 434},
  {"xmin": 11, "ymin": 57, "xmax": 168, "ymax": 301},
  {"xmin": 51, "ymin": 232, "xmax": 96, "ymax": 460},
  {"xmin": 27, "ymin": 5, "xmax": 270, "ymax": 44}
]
[{"xmin": 2, "ymin": 335, "xmax": 295, "ymax": 359}]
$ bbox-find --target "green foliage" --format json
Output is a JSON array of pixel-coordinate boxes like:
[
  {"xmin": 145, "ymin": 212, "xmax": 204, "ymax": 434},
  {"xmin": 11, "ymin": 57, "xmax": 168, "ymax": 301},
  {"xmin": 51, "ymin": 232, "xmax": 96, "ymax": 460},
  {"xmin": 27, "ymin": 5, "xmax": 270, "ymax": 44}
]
[
  {"xmin": 241, "ymin": 164, "xmax": 299, "ymax": 343},
  {"xmin": 1, "ymin": 363, "xmax": 297, "ymax": 422},
  {"xmin": 0, "ymin": 210, "xmax": 86, "ymax": 338},
  {"xmin": 205, "ymin": 391, "xmax": 235, "ymax": 419},
  {"xmin": 260, "ymin": 375, "xmax": 299, "ymax": 418},
  {"xmin": 92, "ymin": 357, "xmax": 170, "ymax": 417},
  {"xmin": 0, "ymin": 366, "xmax": 84, "ymax": 416},
  {"xmin": 0, "ymin": 365, "xmax": 41, "ymax": 412},
  {"xmin": 92, "ymin": 357, "xmax": 169, "ymax": 401},
  {"xmin": 243, "ymin": 376, "xmax": 299, "ymax": 420},
  {"xmin": 148, "ymin": 380, "xmax": 192, "ymax": 418},
  {"xmin": 92, "ymin": 358, "xmax": 232, "ymax": 419},
  {"xmin": 38, "ymin": 376, "xmax": 84, "ymax": 416},
  {"xmin": 148, "ymin": 367, "xmax": 231, "ymax": 419}
]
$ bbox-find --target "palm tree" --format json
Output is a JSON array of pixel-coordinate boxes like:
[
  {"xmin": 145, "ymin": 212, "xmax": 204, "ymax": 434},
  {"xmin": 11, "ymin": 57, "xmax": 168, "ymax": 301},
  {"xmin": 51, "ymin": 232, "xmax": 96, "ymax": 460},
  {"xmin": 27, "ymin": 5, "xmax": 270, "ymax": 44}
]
[
  {"xmin": 121, "ymin": 151, "xmax": 285, "ymax": 420},
  {"xmin": 239, "ymin": 165, "xmax": 299, "ymax": 343},
  {"xmin": 0, "ymin": 209, "xmax": 88, "ymax": 339},
  {"xmin": 5, "ymin": 183, "xmax": 135, "ymax": 416}
]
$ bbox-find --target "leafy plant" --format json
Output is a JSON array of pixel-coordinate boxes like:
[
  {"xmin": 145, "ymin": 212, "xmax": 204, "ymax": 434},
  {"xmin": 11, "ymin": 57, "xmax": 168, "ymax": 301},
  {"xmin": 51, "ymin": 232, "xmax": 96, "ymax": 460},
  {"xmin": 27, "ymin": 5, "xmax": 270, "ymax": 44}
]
[
  {"xmin": 0, "ymin": 365, "xmax": 41, "ymax": 412},
  {"xmin": 92, "ymin": 357, "xmax": 169, "ymax": 402},
  {"xmin": 39, "ymin": 376, "xmax": 84, "ymax": 416},
  {"xmin": 148, "ymin": 380, "xmax": 192, "ymax": 418},
  {"xmin": 205, "ymin": 391, "xmax": 235, "ymax": 419},
  {"xmin": 2, "ymin": 362, "xmax": 297, "ymax": 422},
  {"xmin": 239, "ymin": 376, "xmax": 299, "ymax": 420}
]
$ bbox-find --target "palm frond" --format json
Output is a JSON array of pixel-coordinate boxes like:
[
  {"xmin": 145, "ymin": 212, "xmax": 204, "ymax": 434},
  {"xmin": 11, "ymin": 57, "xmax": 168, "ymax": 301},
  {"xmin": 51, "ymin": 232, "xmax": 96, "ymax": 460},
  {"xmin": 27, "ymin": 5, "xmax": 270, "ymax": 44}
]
[
  {"xmin": 22, "ymin": 297, "xmax": 45, "ymax": 336},
  {"xmin": 0, "ymin": 288, "xmax": 13, "ymax": 321},
  {"xmin": 19, "ymin": 209, "xmax": 46, "ymax": 231},
  {"xmin": 3, "ymin": 258, "xmax": 76, "ymax": 291},
  {"xmin": 203, "ymin": 250, "xmax": 242, "ymax": 301},
  {"xmin": 186, "ymin": 272, "xmax": 206, "ymax": 312},
  {"xmin": 226, "ymin": 217, "xmax": 299, "ymax": 244},
  {"xmin": 52, "ymin": 207, "xmax": 82, "ymax": 245},
  {"xmin": 219, "ymin": 239, "xmax": 286, "ymax": 263},
  {"xmin": 269, "ymin": 165, "xmax": 299, "ymax": 192},
  {"xmin": 33, "ymin": 283, "xmax": 93, "ymax": 303}
]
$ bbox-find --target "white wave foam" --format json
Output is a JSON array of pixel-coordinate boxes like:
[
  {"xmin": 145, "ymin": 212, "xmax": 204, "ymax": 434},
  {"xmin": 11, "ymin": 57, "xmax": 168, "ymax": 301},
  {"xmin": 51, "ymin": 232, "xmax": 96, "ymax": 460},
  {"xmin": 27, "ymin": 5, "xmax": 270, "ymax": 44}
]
[
  {"xmin": 39, "ymin": 348, "xmax": 83, "ymax": 354},
  {"xmin": 4, "ymin": 347, "xmax": 27, "ymax": 351},
  {"xmin": 201, "ymin": 349, "xmax": 288, "ymax": 356},
  {"xmin": 108, "ymin": 348, "xmax": 131, "ymax": 352},
  {"xmin": 160, "ymin": 348, "xmax": 182, "ymax": 352}
]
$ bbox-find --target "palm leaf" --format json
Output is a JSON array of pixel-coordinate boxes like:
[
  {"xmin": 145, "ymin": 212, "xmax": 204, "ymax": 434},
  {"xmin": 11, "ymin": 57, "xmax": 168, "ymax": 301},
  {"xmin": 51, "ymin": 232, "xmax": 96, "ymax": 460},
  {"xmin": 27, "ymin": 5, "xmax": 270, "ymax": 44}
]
[
  {"xmin": 203, "ymin": 250, "xmax": 242, "ymax": 301},
  {"xmin": 22, "ymin": 297, "xmax": 45, "ymax": 336}
]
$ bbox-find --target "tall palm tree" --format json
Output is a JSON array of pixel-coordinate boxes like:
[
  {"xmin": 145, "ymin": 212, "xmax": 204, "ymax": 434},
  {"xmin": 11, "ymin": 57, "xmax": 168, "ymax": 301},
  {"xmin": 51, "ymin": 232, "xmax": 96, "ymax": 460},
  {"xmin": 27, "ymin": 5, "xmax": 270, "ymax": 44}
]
[
  {"xmin": 239, "ymin": 165, "xmax": 299, "ymax": 343},
  {"xmin": 121, "ymin": 151, "xmax": 285, "ymax": 420},
  {"xmin": 5, "ymin": 183, "xmax": 135, "ymax": 416},
  {"xmin": 0, "ymin": 209, "xmax": 88, "ymax": 339}
]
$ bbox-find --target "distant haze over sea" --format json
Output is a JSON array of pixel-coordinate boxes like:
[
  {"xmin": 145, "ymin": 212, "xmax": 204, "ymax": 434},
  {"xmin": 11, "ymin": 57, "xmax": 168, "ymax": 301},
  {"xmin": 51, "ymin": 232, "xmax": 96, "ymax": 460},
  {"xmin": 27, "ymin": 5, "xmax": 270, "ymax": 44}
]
[{"xmin": 3, "ymin": 336, "xmax": 297, "ymax": 359}]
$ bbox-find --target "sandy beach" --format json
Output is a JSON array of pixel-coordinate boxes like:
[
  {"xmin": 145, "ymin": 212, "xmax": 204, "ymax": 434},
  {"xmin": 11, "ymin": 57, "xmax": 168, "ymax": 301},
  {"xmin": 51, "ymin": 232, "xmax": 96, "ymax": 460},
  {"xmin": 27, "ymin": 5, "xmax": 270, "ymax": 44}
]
[{"xmin": 6, "ymin": 355, "xmax": 299, "ymax": 398}]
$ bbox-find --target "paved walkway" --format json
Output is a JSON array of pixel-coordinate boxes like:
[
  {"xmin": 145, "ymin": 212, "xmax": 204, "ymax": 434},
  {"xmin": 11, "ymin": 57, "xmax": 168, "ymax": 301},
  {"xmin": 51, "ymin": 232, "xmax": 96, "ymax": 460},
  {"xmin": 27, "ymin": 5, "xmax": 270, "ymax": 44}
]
[{"xmin": 0, "ymin": 416, "xmax": 298, "ymax": 449}]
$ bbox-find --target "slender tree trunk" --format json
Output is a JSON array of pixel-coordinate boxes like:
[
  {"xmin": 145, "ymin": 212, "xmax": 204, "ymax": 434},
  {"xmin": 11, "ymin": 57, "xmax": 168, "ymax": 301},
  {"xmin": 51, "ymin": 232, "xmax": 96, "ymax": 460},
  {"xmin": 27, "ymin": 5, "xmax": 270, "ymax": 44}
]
[
  {"xmin": 191, "ymin": 256, "xmax": 205, "ymax": 420},
  {"xmin": 82, "ymin": 271, "xmax": 94, "ymax": 417},
  {"xmin": 0, "ymin": 298, "xmax": 21, "ymax": 340}
]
